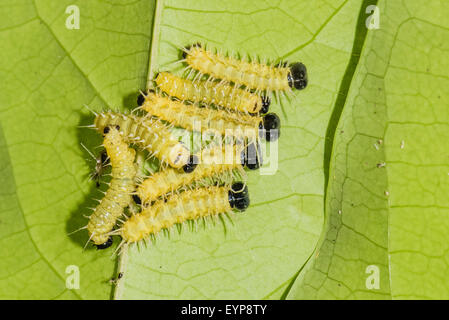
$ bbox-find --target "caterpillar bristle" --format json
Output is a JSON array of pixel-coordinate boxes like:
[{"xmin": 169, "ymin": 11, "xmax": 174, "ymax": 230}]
[
  {"xmin": 83, "ymin": 104, "xmax": 98, "ymax": 116},
  {"xmin": 185, "ymin": 67, "xmax": 195, "ymax": 79},
  {"xmin": 224, "ymin": 212, "xmax": 234, "ymax": 226},
  {"xmin": 78, "ymin": 124, "xmax": 96, "ymax": 129},
  {"xmin": 111, "ymin": 240, "xmax": 126, "ymax": 257},
  {"xmin": 121, "ymin": 211, "xmax": 129, "ymax": 219},
  {"xmin": 109, "ymin": 229, "xmax": 121, "ymax": 236},
  {"xmin": 208, "ymin": 215, "xmax": 216, "ymax": 227},
  {"xmin": 67, "ymin": 225, "xmax": 87, "ymax": 236},
  {"xmin": 176, "ymin": 223, "xmax": 182, "ymax": 234},
  {"xmin": 83, "ymin": 232, "xmax": 96, "ymax": 251}
]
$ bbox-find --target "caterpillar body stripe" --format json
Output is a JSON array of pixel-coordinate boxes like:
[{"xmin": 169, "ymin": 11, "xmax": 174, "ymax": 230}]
[
  {"xmin": 140, "ymin": 92, "xmax": 281, "ymax": 141},
  {"xmin": 121, "ymin": 183, "xmax": 249, "ymax": 243},
  {"xmin": 183, "ymin": 45, "xmax": 308, "ymax": 91},
  {"xmin": 87, "ymin": 126, "xmax": 136, "ymax": 248},
  {"xmin": 155, "ymin": 71, "xmax": 270, "ymax": 114},
  {"xmin": 94, "ymin": 112, "xmax": 190, "ymax": 168},
  {"xmin": 136, "ymin": 145, "xmax": 246, "ymax": 205}
]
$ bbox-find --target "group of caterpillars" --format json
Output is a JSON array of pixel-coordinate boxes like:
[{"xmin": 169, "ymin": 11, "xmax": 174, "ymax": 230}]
[{"xmin": 79, "ymin": 43, "xmax": 308, "ymax": 253}]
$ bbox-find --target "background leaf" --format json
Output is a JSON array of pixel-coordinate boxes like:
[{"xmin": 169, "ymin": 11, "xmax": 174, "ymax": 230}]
[
  {"xmin": 0, "ymin": 0, "xmax": 154, "ymax": 299},
  {"xmin": 288, "ymin": 0, "xmax": 449, "ymax": 299},
  {"xmin": 0, "ymin": 0, "xmax": 447, "ymax": 300}
]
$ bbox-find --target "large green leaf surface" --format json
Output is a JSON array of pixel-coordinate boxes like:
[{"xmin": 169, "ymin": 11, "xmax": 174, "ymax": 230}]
[
  {"xmin": 288, "ymin": 0, "xmax": 449, "ymax": 299},
  {"xmin": 0, "ymin": 0, "xmax": 155, "ymax": 299},
  {"xmin": 0, "ymin": 0, "xmax": 447, "ymax": 299}
]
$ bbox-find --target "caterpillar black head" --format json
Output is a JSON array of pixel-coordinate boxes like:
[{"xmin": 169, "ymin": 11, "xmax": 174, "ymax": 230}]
[
  {"xmin": 183, "ymin": 155, "xmax": 198, "ymax": 173},
  {"xmin": 96, "ymin": 236, "xmax": 113, "ymax": 250},
  {"xmin": 287, "ymin": 62, "xmax": 308, "ymax": 90},
  {"xmin": 103, "ymin": 125, "xmax": 120, "ymax": 135},
  {"xmin": 240, "ymin": 142, "xmax": 262, "ymax": 170},
  {"xmin": 132, "ymin": 194, "xmax": 142, "ymax": 205},
  {"xmin": 137, "ymin": 89, "xmax": 156, "ymax": 107},
  {"xmin": 137, "ymin": 92, "xmax": 146, "ymax": 106},
  {"xmin": 182, "ymin": 43, "xmax": 202, "ymax": 59},
  {"xmin": 100, "ymin": 150, "xmax": 108, "ymax": 164},
  {"xmin": 259, "ymin": 113, "xmax": 281, "ymax": 141},
  {"xmin": 250, "ymin": 96, "xmax": 270, "ymax": 116},
  {"xmin": 229, "ymin": 182, "xmax": 250, "ymax": 211}
]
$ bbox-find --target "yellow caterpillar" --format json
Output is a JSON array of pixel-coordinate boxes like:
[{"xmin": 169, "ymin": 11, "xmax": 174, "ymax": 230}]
[
  {"xmin": 140, "ymin": 91, "xmax": 280, "ymax": 142},
  {"xmin": 154, "ymin": 71, "xmax": 270, "ymax": 114},
  {"xmin": 121, "ymin": 183, "xmax": 249, "ymax": 243},
  {"xmin": 183, "ymin": 44, "xmax": 308, "ymax": 92},
  {"xmin": 87, "ymin": 126, "xmax": 136, "ymax": 248},
  {"xmin": 94, "ymin": 111, "xmax": 190, "ymax": 168},
  {"xmin": 135, "ymin": 145, "xmax": 251, "ymax": 205}
]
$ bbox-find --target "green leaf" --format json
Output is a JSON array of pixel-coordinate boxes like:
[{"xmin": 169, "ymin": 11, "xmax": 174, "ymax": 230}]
[
  {"xmin": 0, "ymin": 0, "xmax": 155, "ymax": 299},
  {"xmin": 288, "ymin": 0, "xmax": 449, "ymax": 299},
  {"xmin": 1, "ymin": 0, "xmax": 447, "ymax": 300}
]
